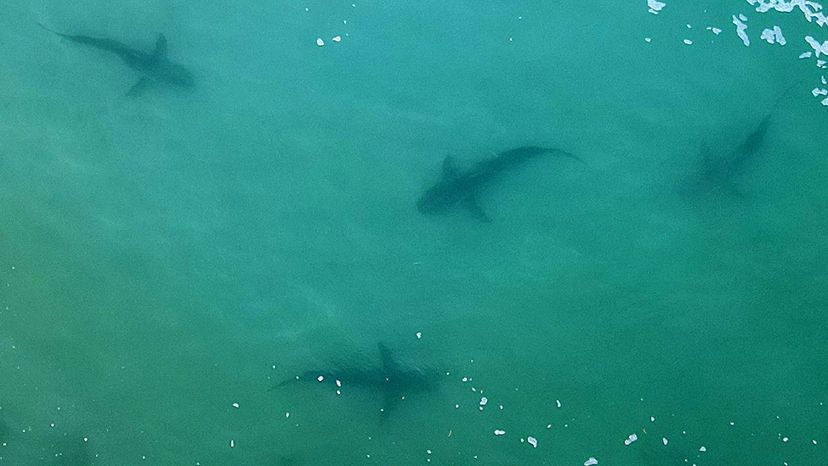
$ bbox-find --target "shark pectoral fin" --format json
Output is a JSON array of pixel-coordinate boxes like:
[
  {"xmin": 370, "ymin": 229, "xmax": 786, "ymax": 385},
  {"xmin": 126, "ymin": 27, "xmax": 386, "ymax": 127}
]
[
  {"xmin": 464, "ymin": 196, "xmax": 490, "ymax": 222},
  {"xmin": 126, "ymin": 77, "xmax": 153, "ymax": 97},
  {"xmin": 153, "ymin": 34, "xmax": 168, "ymax": 58},
  {"xmin": 380, "ymin": 387, "xmax": 403, "ymax": 422},
  {"xmin": 441, "ymin": 156, "xmax": 459, "ymax": 179}
]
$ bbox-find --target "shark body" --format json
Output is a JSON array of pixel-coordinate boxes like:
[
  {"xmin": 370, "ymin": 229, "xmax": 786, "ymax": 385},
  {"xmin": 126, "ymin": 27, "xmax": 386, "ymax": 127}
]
[
  {"xmin": 417, "ymin": 145, "xmax": 582, "ymax": 222},
  {"xmin": 684, "ymin": 114, "xmax": 772, "ymax": 197},
  {"xmin": 275, "ymin": 343, "xmax": 440, "ymax": 418},
  {"xmin": 39, "ymin": 24, "xmax": 194, "ymax": 96},
  {"xmin": 683, "ymin": 84, "xmax": 797, "ymax": 197}
]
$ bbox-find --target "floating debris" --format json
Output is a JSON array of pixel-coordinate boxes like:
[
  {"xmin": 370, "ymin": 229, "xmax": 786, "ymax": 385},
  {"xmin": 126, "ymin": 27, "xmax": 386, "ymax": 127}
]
[
  {"xmin": 584, "ymin": 457, "xmax": 599, "ymax": 466},
  {"xmin": 624, "ymin": 433, "xmax": 638, "ymax": 446},
  {"xmin": 663, "ymin": 437, "xmax": 669, "ymax": 446},
  {"xmin": 527, "ymin": 436, "xmax": 538, "ymax": 448},
  {"xmin": 479, "ymin": 397, "xmax": 488, "ymax": 407},
  {"xmin": 699, "ymin": 446, "xmax": 707, "ymax": 452},
  {"xmin": 556, "ymin": 400, "xmax": 562, "ymax": 409},
  {"xmin": 683, "ymin": 39, "xmax": 693, "ymax": 45},
  {"xmin": 316, "ymin": 38, "xmax": 325, "ymax": 47},
  {"xmin": 415, "ymin": 332, "xmax": 422, "ymax": 339},
  {"xmin": 317, "ymin": 375, "xmax": 324, "ymax": 382},
  {"xmin": 232, "ymin": 403, "xmax": 239, "ymax": 409},
  {"xmin": 494, "ymin": 429, "xmax": 506, "ymax": 436},
  {"xmin": 332, "ymin": 35, "xmax": 342, "ymax": 43},
  {"xmin": 230, "ymin": 440, "xmax": 235, "ymax": 448}
]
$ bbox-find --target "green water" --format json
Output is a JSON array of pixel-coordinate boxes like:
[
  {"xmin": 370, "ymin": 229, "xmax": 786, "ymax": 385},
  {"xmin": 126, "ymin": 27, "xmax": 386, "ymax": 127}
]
[{"xmin": 1, "ymin": 1, "xmax": 827, "ymax": 464}]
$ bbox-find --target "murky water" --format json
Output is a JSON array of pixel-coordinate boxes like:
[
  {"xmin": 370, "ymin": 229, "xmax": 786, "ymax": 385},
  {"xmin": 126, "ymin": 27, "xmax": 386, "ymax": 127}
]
[{"xmin": 1, "ymin": 1, "xmax": 826, "ymax": 464}]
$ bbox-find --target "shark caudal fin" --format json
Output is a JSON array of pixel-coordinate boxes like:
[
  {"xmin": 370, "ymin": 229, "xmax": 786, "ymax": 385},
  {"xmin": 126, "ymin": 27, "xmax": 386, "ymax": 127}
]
[{"xmin": 546, "ymin": 148, "xmax": 587, "ymax": 165}]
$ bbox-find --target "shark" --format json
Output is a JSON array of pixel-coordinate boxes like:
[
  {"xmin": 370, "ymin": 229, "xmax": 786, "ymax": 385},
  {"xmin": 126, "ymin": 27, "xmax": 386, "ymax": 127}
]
[
  {"xmin": 38, "ymin": 23, "xmax": 194, "ymax": 96},
  {"xmin": 683, "ymin": 115, "xmax": 773, "ymax": 197},
  {"xmin": 417, "ymin": 145, "xmax": 583, "ymax": 222},
  {"xmin": 682, "ymin": 84, "xmax": 797, "ymax": 197},
  {"xmin": 274, "ymin": 343, "xmax": 441, "ymax": 419}
]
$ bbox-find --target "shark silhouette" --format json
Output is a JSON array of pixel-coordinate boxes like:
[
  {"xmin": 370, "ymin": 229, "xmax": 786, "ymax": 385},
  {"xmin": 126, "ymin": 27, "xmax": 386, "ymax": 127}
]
[
  {"xmin": 38, "ymin": 23, "xmax": 194, "ymax": 96},
  {"xmin": 683, "ymin": 115, "xmax": 772, "ymax": 197},
  {"xmin": 682, "ymin": 84, "xmax": 797, "ymax": 197},
  {"xmin": 274, "ymin": 343, "xmax": 440, "ymax": 418},
  {"xmin": 417, "ymin": 145, "xmax": 583, "ymax": 222}
]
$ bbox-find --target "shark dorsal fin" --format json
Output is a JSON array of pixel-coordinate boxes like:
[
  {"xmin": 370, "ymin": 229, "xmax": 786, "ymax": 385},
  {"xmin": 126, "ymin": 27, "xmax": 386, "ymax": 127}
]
[
  {"xmin": 441, "ymin": 156, "xmax": 459, "ymax": 179},
  {"xmin": 378, "ymin": 343, "xmax": 399, "ymax": 372},
  {"xmin": 153, "ymin": 34, "xmax": 168, "ymax": 59},
  {"xmin": 464, "ymin": 196, "xmax": 490, "ymax": 222}
]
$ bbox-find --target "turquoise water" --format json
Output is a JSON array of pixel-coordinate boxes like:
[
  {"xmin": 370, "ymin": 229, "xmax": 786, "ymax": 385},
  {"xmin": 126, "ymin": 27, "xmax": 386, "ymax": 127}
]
[{"xmin": 1, "ymin": 1, "xmax": 827, "ymax": 464}]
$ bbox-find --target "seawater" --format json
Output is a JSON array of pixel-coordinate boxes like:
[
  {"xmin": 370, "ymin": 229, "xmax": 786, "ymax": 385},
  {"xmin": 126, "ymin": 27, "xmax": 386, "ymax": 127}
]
[{"xmin": 1, "ymin": 1, "xmax": 826, "ymax": 464}]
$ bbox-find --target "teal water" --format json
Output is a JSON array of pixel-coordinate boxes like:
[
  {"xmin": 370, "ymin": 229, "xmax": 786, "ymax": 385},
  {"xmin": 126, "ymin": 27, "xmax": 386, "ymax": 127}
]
[{"xmin": 1, "ymin": 1, "xmax": 827, "ymax": 464}]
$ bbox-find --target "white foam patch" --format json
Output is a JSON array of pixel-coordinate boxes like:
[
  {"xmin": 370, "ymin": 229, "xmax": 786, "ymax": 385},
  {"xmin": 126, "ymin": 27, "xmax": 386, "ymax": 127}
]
[
  {"xmin": 800, "ymin": 51, "xmax": 814, "ymax": 59},
  {"xmin": 760, "ymin": 26, "xmax": 786, "ymax": 45},
  {"xmin": 812, "ymin": 87, "xmax": 828, "ymax": 97},
  {"xmin": 806, "ymin": 36, "xmax": 828, "ymax": 57},
  {"xmin": 732, "ymin": 15, "xmax": 750, "ymax": 46},
  {"xmin": 648, "ymin": 0, "xmax": 666, "ymax": 15},
  {"xmin": 748, "ymin": 0, "xmax": 828, "ymax": 27}
]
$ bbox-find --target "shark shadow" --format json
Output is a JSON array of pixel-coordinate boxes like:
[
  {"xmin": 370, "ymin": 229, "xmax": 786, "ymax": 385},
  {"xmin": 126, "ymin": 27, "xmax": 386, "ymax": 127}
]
[
  {"xmin": 273, "ymin": 343, "xmax": 442, "ymax": 419},
  {"xmin": 417, "ymin": 145, "xmax": 584, "ymax": 222},
  {"xmin": 38, "ymin": 23, "xmax": 194, "ymax": 96}
]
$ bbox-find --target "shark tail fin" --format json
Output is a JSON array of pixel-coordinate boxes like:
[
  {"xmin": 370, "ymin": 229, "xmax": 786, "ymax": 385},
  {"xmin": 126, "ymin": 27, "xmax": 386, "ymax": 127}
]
[
  {"xmin": 36, "ymin": 22, "xmax": 70, "ymax": 39},
  {"xmin": 548, "ymin": 148, "xmax": 587, "ymax": 165},
  {"xmin": 270, "ymin": 376, "xmax": 301, "ymax": 390}
]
